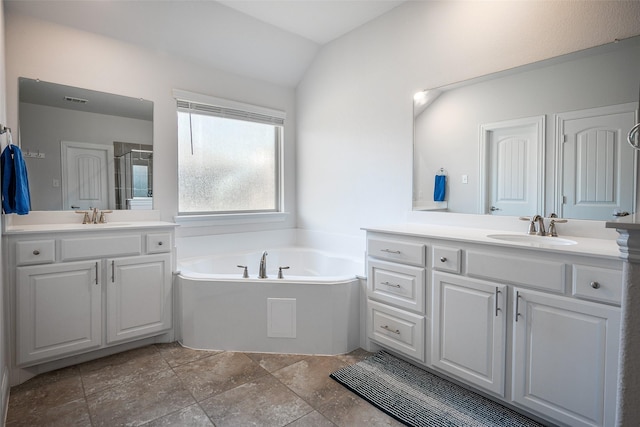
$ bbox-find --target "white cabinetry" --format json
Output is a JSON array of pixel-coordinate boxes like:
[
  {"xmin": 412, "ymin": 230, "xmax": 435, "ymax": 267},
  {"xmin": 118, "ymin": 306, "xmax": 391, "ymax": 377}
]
[
  {"xmin": 365, "ymin": 228, "xmax": 622, "ymax": 427},
  {"xmin": 366, "ymin": 235, "xmax": 427, "ymax": 362},
  {"xmin": 16, "ymin": 260, "xmax": 102, "ymax": 365},
  {"xmin": 432, "ymin": 272, "xmax": 506, "ymax": 396},
  {"xmin": 513, "ymin": 289, "xmax": 620, "ymax": 427},
  {"xmin": 107, "ymin": 254, "xmax": 172, "ymax": 344},
  {"xmin": 7, "ymin": 226, "xmax": 175, "ymax": 368}
]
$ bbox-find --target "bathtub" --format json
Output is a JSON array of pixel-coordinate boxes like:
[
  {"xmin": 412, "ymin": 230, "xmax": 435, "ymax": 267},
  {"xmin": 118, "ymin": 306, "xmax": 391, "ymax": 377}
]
[{"xmin": 177, "ymin": 247, "xmax": 363, "ymax": 355}]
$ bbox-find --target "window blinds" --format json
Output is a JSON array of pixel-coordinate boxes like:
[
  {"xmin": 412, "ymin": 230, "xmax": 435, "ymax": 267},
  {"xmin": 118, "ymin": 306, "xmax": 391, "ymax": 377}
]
[{"xmin": 173, "ymin": 89, "xmax": 285, "ymax": 126}]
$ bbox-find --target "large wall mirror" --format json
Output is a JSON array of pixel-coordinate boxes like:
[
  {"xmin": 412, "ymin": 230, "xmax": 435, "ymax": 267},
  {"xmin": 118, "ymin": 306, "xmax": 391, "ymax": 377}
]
[
  {"xmin": 18, "ymin": 77, "xmax": 154, "ymax": 211},
  {"xmin": 413, "ymin": 35, "xmax": 640, "ymax": 221}
]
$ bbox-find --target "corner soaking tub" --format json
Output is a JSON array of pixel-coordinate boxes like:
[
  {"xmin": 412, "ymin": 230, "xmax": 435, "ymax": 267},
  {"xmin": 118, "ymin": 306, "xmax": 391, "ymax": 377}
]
[{"xmin": 177, "ymin": 247, "xmax": 363, "ymax": 355}]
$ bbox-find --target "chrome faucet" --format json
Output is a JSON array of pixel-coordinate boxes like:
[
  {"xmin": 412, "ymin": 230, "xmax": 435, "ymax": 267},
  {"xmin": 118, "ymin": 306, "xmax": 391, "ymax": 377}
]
[{"xmin": 258, "ymin": 251, "xmax": 268, "ymax": 279}]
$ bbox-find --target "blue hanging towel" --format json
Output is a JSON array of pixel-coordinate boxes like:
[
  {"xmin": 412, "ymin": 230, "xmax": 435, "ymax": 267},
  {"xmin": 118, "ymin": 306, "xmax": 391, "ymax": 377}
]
[
  {"xmin": 1, "ymin": 143, "xmax": 31, "ymax": 215},
  {"xmin": 434, "ymin": 174, "xmax": 446, "ymax": 202}
]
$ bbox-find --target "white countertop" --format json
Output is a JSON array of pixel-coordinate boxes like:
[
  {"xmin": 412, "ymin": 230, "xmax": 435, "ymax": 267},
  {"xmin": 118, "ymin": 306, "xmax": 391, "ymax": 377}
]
[
  {"xmin": 3, "ymin": 221, "xmax": 177, "ymax": 235},
  {"xmin": 363, "ymin": 223, "xmax": 621, "ymax": 259}
]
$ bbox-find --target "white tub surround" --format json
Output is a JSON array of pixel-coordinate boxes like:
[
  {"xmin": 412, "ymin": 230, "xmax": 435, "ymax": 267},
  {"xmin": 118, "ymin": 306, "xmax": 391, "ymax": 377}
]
[
  {"xmin": 605, "ymin": 216, "xmax": 640, "ymax": 426},
  {"xmin": 177, "ymin": 248, "xmax": 362, "ymax": 355},
  {"xmin": 2, "ymin": 211, "xmax": 178, "ymax": 386},
  {"xmin": 363, "ymin": 223, "xmax": 621, "ymax": 427}
]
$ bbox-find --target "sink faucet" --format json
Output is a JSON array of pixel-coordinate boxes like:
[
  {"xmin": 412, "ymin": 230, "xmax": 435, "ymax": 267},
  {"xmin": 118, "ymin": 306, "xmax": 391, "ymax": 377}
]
[
  {"xmin": 258, "ymin": 251, "xmax": 268, "ymax": 279},
  {"xmin": 532, "ymin": 215, "xmax": 546, "ymax": 236},
  {"xmin": 91, "ymin": 207, "xmax": 99, "ymax": 224}
]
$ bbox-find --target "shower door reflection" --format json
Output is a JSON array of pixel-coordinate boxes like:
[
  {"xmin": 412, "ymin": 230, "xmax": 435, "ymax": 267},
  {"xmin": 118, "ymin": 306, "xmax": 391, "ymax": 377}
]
[{"xmin": 115, "ymin": 144, "xmax": 153, "ymax": 210}]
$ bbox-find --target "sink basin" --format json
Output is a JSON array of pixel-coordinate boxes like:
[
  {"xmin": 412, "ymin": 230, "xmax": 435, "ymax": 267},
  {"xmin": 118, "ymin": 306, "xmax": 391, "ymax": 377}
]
[{"xmin": 486, "ymin": 234, "xmax": 577, "ymax": 246}]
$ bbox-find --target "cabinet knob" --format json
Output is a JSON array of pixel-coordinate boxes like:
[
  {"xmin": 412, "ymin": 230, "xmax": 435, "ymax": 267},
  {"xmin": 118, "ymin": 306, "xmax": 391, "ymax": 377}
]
[
  {"xmin": 32, "ymin": 250, "xmax": 40, "ymax": 256},
  {"xmin": 440, "ymin": 257, "xmax": 447, "ymax": 262},
  {"xmin": 591, "ymin": 281, "xmax": 600, "ymax": 289},
  {"xmin": 158, "ymin": 241, "xmax": 163, "ymax": 246}
]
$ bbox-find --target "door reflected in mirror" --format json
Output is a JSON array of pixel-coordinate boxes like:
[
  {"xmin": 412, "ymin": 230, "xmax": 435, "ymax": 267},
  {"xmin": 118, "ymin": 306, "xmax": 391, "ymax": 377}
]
[
  {"xmin": 413, "ymin": 35, "xmax": 640, "ymax": 220},
  {"xmin": 18, "ymin": 78, "xmax": 153, "ymax": 211}
]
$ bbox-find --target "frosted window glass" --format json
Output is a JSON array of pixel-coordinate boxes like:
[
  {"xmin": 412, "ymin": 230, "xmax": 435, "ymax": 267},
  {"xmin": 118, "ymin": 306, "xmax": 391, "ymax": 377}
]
[{"xmin": 178, "ymin": 111, "xmax": 280, "ymax": 213}]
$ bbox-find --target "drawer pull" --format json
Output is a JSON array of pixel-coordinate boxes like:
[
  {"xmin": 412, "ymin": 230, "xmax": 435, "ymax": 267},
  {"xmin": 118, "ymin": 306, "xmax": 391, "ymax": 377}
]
[
  {"xmin": 32, "ymin": 250, "xmax": 40, "ymax": 256},
  {"xmin": 158, "ymin": 241, "xmax": 164, "ymax": 246},
  {"xmin": 440, "ymin": 257, "xmax": 447, "ymax": 262},
  {"xmin": 381, "ymin": 249, "xmax": 401, "ymax": 254},
  {"xmin": 380, "ymin": 325, "xmax": 400, "ymax": 335},
  {"xmin": 381, "ymin": 281, "xmax": 401, "ymax": 288},
  {"xmin": 591, "ymin": 281, "xmax": 601, "ymax": 289}
]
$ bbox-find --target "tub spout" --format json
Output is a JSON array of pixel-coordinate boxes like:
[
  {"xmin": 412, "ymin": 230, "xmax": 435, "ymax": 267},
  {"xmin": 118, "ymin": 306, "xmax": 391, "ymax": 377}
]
[{"xmin": 258, "ymin": 251, "xmax": 268, "ymax": 278}]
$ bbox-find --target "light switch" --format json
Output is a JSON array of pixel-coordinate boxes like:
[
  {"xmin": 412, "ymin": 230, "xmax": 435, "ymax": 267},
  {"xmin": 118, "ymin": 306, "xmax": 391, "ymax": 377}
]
[
  {"xmin": 52, "ymin": 179, "xmax": 60, "ymax": 188},
  {"xmin": 462, "ymin": 174, "xmax": 468, "ymax": 184}
]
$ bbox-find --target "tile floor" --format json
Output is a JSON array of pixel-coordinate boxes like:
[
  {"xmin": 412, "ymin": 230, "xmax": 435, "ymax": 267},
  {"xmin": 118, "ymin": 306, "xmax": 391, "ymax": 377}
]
[{"xmin": 6, "ymin": 343, "xmax": 404, "ymax": 426}]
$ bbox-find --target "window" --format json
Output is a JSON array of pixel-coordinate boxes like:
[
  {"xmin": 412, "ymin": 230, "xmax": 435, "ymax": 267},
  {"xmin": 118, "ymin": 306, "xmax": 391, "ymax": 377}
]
[{"xmin": 175, "ymin": 91, "xmax": 285, "ymax": 215}]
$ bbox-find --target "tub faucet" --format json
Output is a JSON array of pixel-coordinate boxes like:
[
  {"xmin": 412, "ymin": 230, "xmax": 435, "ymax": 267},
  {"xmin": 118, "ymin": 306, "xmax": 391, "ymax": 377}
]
[{"xmin": 258, "ymin": 251, "xmax": 268, "ymax": 279}]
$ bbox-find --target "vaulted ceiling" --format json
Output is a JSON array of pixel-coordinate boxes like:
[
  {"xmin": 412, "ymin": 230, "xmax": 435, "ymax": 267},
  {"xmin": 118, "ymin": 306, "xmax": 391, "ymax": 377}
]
[{"xmin": 5, "ymin": 0, "xmax": 406, "ymax": 87}]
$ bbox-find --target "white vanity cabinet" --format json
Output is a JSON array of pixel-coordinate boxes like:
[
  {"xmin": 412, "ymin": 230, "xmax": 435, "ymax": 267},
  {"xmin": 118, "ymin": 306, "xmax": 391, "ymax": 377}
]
[
  {"xmin": 6, "ymin": 224, "xmax": 176, "ymax": 369},
  {"xmin": 16, "ymin": 260, "xmax": 102, "ymax": 365},
  {"xmin": 364, "ymin": 227, "xmax": 622, "ymax": 427},
  {"xmin": 513, "ymin": 288, "xmax": 620, "ymax": 427},
  {"xmin": 366, "ymin": 235, "xmax": 427, "ymax": 362},
  {"xmin": 431, "ymin": 272, "xmax": 507, "ymax": 396},
  {"xmin": 107, "ymin": 254, "xmax": 172, "ymax": 344}
]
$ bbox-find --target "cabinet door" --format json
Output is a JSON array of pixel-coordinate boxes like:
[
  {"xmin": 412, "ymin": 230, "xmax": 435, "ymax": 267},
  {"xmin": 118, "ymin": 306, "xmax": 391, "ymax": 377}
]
[
  {"xmin": 17, "ymin": 260, "xmax": 102, "ymax": 366},
  {"xmin": 432, "ymin": 272, "xmax": 507, "ymax": 396},
  {"xmin": 512, "ymin": 289, "xmax": 620, "ymax": 427},
  {"xmin": 107, "ymin": 254, "xmax": 172, "ymax": 344}
]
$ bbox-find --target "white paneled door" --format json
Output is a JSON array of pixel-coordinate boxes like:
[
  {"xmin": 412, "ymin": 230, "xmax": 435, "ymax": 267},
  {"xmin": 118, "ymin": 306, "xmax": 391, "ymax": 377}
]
[
  {"xmin": 558, "ymin": 103, "xmax": 637, "ymax": 220},
  {"xmin": 61, "ymin": 141, "xmax": 115, "ymax": 210},
  {"xmin": 480, "ymin": 116, "xmax": 545, "ymax": 216}
]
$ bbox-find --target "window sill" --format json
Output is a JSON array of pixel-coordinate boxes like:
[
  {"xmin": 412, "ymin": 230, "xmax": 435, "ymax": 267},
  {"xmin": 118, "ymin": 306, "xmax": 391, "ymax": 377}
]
[{"xmin": 174, "ymin": 212, "xmax": 289, "ymax": 227}]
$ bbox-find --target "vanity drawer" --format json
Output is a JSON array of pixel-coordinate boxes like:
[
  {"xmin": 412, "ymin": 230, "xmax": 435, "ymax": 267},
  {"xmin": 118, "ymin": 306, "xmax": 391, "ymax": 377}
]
[
  {"xmin": 367, "ymin": 237, "xmax": 426, "ymax": 267},
  {"xmin": 61, "ymin": 235, "xmax": 142, "ymax": 261},
  {"xmin": 572, "ymin": 265, "xmax": 622, "ymax": 305},
  {"xmin": 16, "ymin": 240, "xmax": 55, "ymax": 266},
  {"xmin": 368, "ymin": 300, "xmax": 425, "ymax": 362},
  {"xmin": 146, "ymin": 233, "xmax": 171, "ymax": 254},
  {"xmin": 432, "ymin": 246, "xmax": 462, "ymax": 274},
  {"xmin": 466, "ymin": 251, "xmax": 565, "ymax": 293},
  {"xmin": 368, "ymin": 259, "xmax": 425, "ymax": 313}
]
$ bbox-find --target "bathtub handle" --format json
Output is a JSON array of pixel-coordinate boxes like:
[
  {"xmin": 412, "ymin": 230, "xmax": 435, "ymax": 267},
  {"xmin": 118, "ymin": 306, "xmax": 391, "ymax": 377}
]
[
  {"xmin": 380, "ymin": 325, "xmax": 401, "ymax": 335},
  {"xmin": 237, "ymin": 265, "xmax": 249, "ymax": 279},
  {"xmin": 381, "ymin": 249, "xmax": 401, "ymax": 254},
  {"xmin": 278, "ymin": 266, "xmax": 290, "ymax": 279},
  {"xmin": 381, "ymin": 281, "xmax": 401, "ymax": 288}
]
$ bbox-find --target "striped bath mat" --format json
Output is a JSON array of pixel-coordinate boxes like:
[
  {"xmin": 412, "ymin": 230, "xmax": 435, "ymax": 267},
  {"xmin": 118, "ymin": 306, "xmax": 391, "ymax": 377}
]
[{"xmin": 330, "ymin": 351, "xmax": 545, "ymax": 427}]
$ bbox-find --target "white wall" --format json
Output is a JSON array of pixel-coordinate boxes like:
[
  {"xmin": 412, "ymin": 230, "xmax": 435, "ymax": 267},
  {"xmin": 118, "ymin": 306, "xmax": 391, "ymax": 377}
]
[
  {"xmin": 5, "ymin": 11, "xmax": 297, "ymax": 234},
  {"xmin": 296, "ymin": 1, "xmax": 640, "ymax": 239},
  {"xmin": 0, "ymin": 1, "xmax": 8, "ymax": 422}
]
